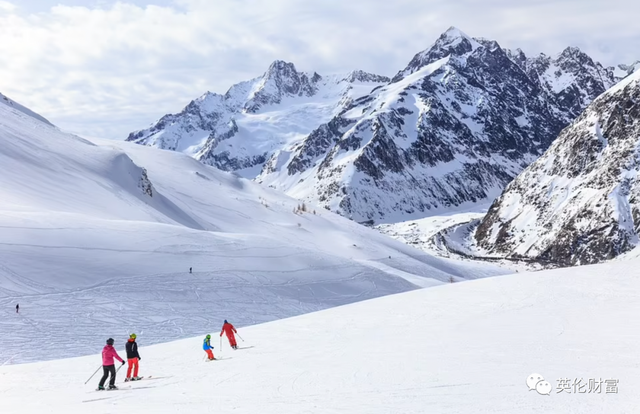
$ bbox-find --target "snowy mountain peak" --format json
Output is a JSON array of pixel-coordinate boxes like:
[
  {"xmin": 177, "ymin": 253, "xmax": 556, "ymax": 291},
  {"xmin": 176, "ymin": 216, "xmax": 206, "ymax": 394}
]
[
  {"xmin": 255, "ymin": 33, "xmax": 623, "ymax": 223},
  {"xmin": 556, "ymin": 46, "xmax": 600, "ymax": 69},
  {"xmin": 392, "ymin": 26, "xmax": 482, "ymax": 82},
  {"xmin": 127, "ymin": 31, "xmax": 620, "ymax": 224},
  {"xmin": 559, "ymin": 45, "xmax": 583, "ymax": 58},
  {"xmin": 343, "ymin": 69, "xmax": 391, "ymax": 83},
  {"xmin": 193, "ymin": 91, "xmax": 225, "ymax": 108},
  {"xmin": 125, "ymin": 61, "xmax": 392, "ymax": 176},
  {"xmin": 431, "ymin": 26, "xmax": 482, "ymax": 54},
  {"xmin": 263, "ymin": 60, "xmax": 307, "ymax": 84},
  {"xmin": 506, "ymin": 46, "xmax": 619, "ymax": 122},
  {"xmin": 439, "ymin": 26, "xmax": 476, "ymax": 45},
  {"xmin": 243, "ymin": 60, "xmax": 321, "ymax": 112},
  {"xmin": 504, "ymin": 47, "xmax": 528, "ymax": 66}
]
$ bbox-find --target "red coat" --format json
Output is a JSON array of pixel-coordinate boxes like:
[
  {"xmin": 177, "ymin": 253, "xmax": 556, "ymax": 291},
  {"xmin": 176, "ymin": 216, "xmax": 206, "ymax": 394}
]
[{"xmin": 220, "ymin": 322, "xmax": 237, "ymax": 338}]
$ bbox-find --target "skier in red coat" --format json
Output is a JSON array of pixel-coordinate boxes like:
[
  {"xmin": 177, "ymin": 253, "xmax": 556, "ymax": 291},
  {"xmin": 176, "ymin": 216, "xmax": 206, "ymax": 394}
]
[{"xmin": 220, "ymin": 320, "xmax": 238, "ymax": 349}]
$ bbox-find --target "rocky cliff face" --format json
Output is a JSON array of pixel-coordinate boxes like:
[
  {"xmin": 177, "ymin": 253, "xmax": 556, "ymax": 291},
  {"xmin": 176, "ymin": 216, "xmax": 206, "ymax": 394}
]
[{"xmin": 474, "ymin": 70, "xmax": 640, "ymax": 266}]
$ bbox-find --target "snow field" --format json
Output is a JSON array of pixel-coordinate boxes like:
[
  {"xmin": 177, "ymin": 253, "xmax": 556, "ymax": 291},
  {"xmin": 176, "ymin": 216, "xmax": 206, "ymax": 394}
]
[{"xmin": 1, "ymin": 260, "xmax": 638, "ymax": 413}]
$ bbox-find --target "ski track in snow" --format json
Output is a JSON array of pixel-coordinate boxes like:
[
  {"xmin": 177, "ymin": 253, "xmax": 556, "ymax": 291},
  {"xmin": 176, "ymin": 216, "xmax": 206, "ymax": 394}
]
[{"xmin": 0, "ymin": 252, "xmax": 410, "ymax": 364}]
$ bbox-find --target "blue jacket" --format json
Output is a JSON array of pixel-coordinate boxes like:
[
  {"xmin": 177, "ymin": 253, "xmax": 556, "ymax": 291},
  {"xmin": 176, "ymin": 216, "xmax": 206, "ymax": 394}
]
[{"xmin": 203, "ymin": 338, "xmax": 213, "ymax": 351}]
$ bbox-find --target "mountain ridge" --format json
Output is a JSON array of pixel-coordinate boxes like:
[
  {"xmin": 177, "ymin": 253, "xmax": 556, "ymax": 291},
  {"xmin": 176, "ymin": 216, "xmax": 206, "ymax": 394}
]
[{"xmin": 127, "ymin": 27, "xmax": 628, "ymax": 224}]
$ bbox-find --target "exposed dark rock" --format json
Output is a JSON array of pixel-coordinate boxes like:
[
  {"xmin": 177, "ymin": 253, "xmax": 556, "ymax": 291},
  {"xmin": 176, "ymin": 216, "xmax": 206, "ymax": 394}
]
[{"xmin": 475, "ymin": 73, "xmax": 640, "ymax": 266}]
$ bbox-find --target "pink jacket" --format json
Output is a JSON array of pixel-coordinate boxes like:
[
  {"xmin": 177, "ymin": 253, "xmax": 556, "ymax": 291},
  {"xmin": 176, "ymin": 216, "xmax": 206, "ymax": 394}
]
[{"xmin": 102, "ymin": 345, "xmax": 124, "ymax": 366}]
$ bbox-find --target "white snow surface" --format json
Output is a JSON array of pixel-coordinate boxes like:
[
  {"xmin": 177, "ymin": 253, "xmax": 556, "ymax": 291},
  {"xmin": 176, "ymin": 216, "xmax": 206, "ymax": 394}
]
[
  {"xmin": 1, "ymin": 260, "xmax": 638, "ymax": 413},
  {"xmin": 0, "ymin": 99, "xmax": 508, "ymax": 364},
  {"xmin": 0, "ymin": 92, "xmax": 53, "ymax": 126}
]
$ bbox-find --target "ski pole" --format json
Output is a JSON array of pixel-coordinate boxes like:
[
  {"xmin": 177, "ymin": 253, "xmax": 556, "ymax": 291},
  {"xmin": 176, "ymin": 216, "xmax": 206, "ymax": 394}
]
[
  {"xmin": 236, "ymin": 333, "xmax": 244, "ymax": 342},
  {"xmin": 84, "ymin": 365, "xmax": 102, "ymax": 385},
  {"xmin": 220, "ymin": 336, "xmax": 222, "ymax": 352}
]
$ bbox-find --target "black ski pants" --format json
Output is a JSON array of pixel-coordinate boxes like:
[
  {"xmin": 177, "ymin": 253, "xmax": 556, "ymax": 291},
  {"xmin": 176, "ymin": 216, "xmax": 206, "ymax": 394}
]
[{"xmin": 99, "ymin": 365, "xmax": 116, "ymax": 387}]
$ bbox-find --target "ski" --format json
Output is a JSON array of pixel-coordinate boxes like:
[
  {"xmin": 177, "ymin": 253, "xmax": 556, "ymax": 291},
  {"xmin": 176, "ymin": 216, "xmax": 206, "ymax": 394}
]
[
  {"xmin": 121, "ymin": 375, "xmax": 172, "ymax": 384},
  {"xmin": 205, "ymin": 357, "xmax": 232, "ymax": 362},
  {"xmin": 124, "ymin": 376, "xmax": 146, "ymax": 382},
  {"xmin": 95, "ymin": 386, "xmax": 130, "ymax": 391},
  {"xmin": 126, "ymin": 375, "xmax": 171, "ymax": 382}
]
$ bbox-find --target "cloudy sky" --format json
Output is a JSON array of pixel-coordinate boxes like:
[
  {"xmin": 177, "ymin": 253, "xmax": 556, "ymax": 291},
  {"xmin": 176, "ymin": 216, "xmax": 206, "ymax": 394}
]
[{"xmin": 1, "ymin": 0, "xmax": 638, "ymax": 140}]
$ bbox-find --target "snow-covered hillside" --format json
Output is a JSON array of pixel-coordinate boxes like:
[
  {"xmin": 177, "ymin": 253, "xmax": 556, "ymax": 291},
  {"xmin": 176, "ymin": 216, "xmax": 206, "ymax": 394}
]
[
  {"xmin": 1, "ymin": 92, "xmax": 53, "ymax": 126},
  {"xmin": 127, "ymin": 27, "xmax": 621, "ymax": 224},
  {"xmin": 474, "ymin": 69, "xmax": 640, "ymax": 266},
  {"xmin": 2, "ymin": 260, "xmax": 638, "ymax": 413},
  {"xmin": 0, "ymin": 95, "xmax": 511, "ymax": 364}
]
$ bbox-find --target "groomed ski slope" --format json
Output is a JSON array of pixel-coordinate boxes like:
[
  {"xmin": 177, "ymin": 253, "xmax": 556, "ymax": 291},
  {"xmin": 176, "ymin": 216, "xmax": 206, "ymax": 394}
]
[
  {"xmin": 1, "ymin": 260, "xmax": 638, "ymax": 414},
  {"xmin": 0, "ymin": 101, "xmax": 510, "ymax": 364}
]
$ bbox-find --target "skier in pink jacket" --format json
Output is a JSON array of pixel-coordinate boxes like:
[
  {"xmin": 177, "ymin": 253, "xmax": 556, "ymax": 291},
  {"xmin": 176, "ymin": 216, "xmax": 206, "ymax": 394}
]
[{"xmin": 98, "ymin": 338, "xmax": 125, "ymax": 390}]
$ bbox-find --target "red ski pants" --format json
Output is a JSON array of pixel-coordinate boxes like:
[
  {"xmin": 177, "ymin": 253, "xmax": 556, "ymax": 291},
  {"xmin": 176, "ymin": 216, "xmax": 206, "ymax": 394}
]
[
  {"xmin": 127, "ymin": 358, "xmax": 139, "ymax": 378},
  {"xmin": 225, "ymin": 334, "xmax": 237, "ymax": 347},
  {"xmin": 205, "ymin": 349, "xmax": 214, "ymax": 359}
]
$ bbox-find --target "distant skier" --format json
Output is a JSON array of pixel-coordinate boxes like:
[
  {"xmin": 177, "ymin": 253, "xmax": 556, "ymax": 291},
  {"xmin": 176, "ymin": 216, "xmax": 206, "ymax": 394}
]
[
  {"xmin": 15, "ymin": 304, "xmax": 19, "ymax": 313},
  {"xmin": 98, "ymin": 338, "xmax": 125, "ymax": 390},
  {"xmin": 220, "ymin": 320, "xmax": 238, "ymax": 350},
  {"xmin": 189, "ymin": 267, "xmax": 192, "ymax": 274},
  {"xmin": 125, "ymin": 333, "xmax": 142, "ymax": 382},
  {"xmin": 203, "ymin": 334, "xmax": 215, "ymax": 360}
]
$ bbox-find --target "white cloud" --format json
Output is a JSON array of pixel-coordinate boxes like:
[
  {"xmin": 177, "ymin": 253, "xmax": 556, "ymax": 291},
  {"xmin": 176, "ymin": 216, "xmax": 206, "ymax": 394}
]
[
  {"xmin": 0, "ymin": 1, "xmax": 15, "ymax": 11},
  {"xmin": 0, "ymin": 0, "xmax": 638, "ymax": 140}
]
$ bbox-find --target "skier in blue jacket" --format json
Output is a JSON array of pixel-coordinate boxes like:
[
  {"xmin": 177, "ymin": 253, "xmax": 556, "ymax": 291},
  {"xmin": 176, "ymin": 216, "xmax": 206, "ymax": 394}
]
[{"xmin": 203, "ymin": 334, "xmax": 215, "ymax": 360}]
